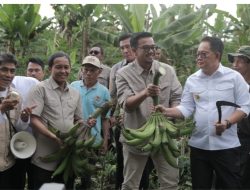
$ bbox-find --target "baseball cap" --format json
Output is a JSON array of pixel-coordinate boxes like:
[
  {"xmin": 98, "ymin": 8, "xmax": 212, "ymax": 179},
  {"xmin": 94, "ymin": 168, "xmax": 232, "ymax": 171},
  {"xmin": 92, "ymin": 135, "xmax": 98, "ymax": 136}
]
[
  {"xmin": 228, "ymin": 46, "xmax": 250, "ymax": 63},
  {"xmin": 81, "ymin": 55, "xmax": 102, "ymax": 68}
]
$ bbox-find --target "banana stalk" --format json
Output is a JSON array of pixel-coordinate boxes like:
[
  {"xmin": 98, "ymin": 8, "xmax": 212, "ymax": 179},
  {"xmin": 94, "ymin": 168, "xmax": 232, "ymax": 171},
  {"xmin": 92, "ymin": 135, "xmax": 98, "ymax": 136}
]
[{"xmin": 152, "ymin": 67, "xmax": 166, "ymax": 106}]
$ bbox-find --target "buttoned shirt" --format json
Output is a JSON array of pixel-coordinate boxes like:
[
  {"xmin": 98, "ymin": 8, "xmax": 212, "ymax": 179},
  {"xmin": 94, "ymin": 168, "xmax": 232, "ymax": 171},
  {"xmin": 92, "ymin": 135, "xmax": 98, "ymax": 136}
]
[
  {"xmin": 177, "ymin": 64, "xmax": 250, "ymax": 150},
  {"xmin": 109, "ymin": 59, "xmax": 128, "ymax": 99},
  {"xmin": 12, "ymin": 76, "xmax": 39, "ymax": 132},
  {"xmin": 98, "ymin": 64, "xmax": 111, "ymax": 89},
  {"xmin": 27, "ymin": 77, "xmax": 82, "ymax": 171},
  {"xmin": 0, "ymin": 87, "xmax": 22, "ymax": 171},
  {"xmin": 71, "ymin": 80, "xmax": 111, "ymax": 145},
  {"xmin": 116, "ymin": 60, "xmax": 182, "ymax": 154}
]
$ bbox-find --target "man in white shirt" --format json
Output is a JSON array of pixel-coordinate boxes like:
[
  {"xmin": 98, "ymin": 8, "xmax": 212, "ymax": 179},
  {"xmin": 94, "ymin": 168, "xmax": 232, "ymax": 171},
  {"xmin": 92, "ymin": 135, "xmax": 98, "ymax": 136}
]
[
  {"xmin": 156, "ymin": 36, "xmax": 250, "ymax": 189},
  {"xmin": 11, "ymin": 76, "xmax": 39, "ymax": 189}
]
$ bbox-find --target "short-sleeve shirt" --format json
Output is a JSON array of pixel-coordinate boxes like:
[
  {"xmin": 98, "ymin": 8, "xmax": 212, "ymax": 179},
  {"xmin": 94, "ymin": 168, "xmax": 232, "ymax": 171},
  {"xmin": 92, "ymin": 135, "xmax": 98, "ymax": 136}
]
[
  {"xmin": 71, "ymin": 80, "xmax": 111, "ymax": 145},
  {"xmin": 27, "ymin": 77, "xmax": 82, "ymax": 171}
]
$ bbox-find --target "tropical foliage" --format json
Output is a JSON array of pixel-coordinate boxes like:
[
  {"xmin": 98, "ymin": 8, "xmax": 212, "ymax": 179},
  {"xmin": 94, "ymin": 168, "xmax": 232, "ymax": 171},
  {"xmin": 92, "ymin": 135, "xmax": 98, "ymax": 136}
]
[{"xmin": 0, "ymin": 4, "xmax": 249, "ymax": 189}]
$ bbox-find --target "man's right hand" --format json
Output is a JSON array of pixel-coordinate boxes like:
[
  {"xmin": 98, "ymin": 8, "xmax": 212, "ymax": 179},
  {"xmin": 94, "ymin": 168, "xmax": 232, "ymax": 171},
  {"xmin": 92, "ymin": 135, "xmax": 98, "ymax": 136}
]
[{"xmin": 0, "ymin": 97, "xmax": 19, "ymax": 113}]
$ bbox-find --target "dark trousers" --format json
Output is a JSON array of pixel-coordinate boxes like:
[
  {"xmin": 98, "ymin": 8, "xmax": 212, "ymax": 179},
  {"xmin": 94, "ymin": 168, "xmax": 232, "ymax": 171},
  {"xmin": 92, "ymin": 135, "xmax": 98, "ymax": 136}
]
[
  {"xmin": 12, "ymin": 158, "xmax": 34, "ymax": 189},
  {"xmin": 31, "ymin": 164, "xmax": 74, "ymax": 190},
  {"xmin": 190, "ymin": 146, "xmax": 241, "ymax": 190},
  {"xmin": 0, "ymin": 164, "xmax": 17, "ymax": 189},
  {"xmin": 239, "ymin": 136, "xmax": 250, "ymax": 189},
  {"xmin": 114, "ymin": 126, "xmax": 154, "ymax": 190}
]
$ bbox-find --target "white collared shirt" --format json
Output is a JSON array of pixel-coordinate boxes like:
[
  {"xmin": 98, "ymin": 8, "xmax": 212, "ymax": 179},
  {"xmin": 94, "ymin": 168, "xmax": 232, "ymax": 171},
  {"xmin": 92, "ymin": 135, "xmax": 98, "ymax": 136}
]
[
  {"xmin": 12, "ymin": 76, "xmax": 39, "ymax": 132},
  {"xmin": 177, "ymin": 64, "xmax": 250, "ymax": 150}
]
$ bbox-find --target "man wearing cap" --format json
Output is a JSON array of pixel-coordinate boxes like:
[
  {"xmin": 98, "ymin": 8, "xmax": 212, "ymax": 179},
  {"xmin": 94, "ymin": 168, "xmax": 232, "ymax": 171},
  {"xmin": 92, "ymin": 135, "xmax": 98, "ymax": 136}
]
[
  {"xmin": 71, "ymin": 55, "xmax": 111, "ymax": 189},
  {"xmin": 228, "ymin": 45, "xmax": 250, "ymax": 188}
]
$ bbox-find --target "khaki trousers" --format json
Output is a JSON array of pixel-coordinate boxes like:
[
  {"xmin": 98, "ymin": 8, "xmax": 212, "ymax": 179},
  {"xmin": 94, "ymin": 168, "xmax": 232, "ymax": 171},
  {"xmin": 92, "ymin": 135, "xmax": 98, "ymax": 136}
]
[{"xmin": 121, "ymin": 144, "xmax": 179, "ymax": 190}]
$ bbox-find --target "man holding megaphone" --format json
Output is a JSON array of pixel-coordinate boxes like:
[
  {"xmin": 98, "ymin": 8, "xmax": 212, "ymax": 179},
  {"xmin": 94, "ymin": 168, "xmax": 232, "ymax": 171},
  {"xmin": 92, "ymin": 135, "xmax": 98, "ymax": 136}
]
[{"xmin": 0, "ymin": 53, "xmax": 36, "ymax": 189}]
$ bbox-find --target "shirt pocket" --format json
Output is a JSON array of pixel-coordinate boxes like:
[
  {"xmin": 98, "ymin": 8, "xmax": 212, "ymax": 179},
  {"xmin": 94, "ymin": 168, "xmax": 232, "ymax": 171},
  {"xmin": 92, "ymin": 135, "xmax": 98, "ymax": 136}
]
[
  {"xmin": 190, "ymin": 88, "xmax": 206, "ymax": 103},
  {"xmin": 93, "ymin": 96, "xmax": 106, "ymax": 108},
  {"xmin": 45, "ymin": 98, "xmax": 59, "ymax": 111},
  {"xmin": 159, "ymin": 82, "xmax": 171, "ymax": 102},
  {"xmin": 215, "ymin": 83, "xmax": 234, "ymax": 101}
]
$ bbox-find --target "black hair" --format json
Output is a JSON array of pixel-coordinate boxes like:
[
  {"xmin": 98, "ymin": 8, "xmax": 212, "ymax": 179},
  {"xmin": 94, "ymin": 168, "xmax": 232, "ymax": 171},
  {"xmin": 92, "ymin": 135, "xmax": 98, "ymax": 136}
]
[
  {"xmin": 0, "ymin": 53, "xmax": 18, "ymax": 66},
  {"xmin": 118, "ymin": 33, "xmax": 133, "ymax": 43},
  {"xmin": 48, "ymin": 51, "xmax": 70, "ymax": 68},
  {"xmin": 130, "ymin": 32, "xmax": 153, "ymax": 49},
  {"xmin": 201, "ymin": 36, "xmax": 224, "ymax": 61},
  {"xmin": 27, "ymin": 57, "xmax": 45, "ymax": 69},
  {"xmin": 90, "ymin": 43, "xmax": 104, "ymax": 55}
]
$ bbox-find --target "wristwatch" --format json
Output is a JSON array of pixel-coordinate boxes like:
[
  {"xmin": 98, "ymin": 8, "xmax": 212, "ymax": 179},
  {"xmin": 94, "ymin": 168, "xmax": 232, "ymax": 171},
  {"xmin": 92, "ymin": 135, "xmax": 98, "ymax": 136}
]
[{"xmin": 225, "ymin": 119, "xmax": 232, "ymax": 129}]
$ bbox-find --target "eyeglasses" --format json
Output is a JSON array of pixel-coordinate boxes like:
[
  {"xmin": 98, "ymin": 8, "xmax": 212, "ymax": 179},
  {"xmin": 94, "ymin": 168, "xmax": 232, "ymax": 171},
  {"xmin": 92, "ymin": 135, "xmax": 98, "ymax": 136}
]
[
  {"xmin": 196, "ymin": 51, "xmax": 210, "ymax": 59},
  {"xmin": 137, "ymin": 45, "xmax": 158, "ymax": 53},
  {"xmin": 89, "ymin": 50, "xmax": 100, "ymax": 55}
]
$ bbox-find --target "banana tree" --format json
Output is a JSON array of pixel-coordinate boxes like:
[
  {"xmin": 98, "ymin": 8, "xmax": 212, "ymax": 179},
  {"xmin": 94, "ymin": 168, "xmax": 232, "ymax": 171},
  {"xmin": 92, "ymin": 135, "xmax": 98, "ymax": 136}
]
[
  {"xmin": 0, "ymin": 4, "xmax": 52, "ymax": 56},
  {"xmin": 108, "ymin": 4, "xmax": 216, "ymax": 83}
]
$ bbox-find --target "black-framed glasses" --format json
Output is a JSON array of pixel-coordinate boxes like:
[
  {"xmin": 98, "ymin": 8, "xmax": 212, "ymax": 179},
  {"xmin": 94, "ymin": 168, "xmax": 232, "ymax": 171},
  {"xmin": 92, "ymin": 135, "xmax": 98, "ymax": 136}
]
[
  {"xmin": 89, "ymin": 50, "xmax": 100, "ymax": 55},
  {"xmin": 137, "ymin": 45, "xmax": 158, "ymax": 53},
  {"xmin": 196, "ymin": 51, "xmax": 210, "ymax": 59}
]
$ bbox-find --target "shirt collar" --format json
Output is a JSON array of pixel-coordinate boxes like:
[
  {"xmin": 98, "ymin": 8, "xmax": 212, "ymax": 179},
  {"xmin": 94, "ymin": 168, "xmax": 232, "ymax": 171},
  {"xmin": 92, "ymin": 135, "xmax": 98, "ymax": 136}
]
[
  {"xmin": 196, "ymin": 63, "xmax": 224, "ymax": 78},
  {"xmin": 49, "ymin": 76, "xmax": 69, "ymax": 91},
  {"xmin": 81, "ymin": 80, "xmax": 99, "ymax": 89},
  {"xmin": 134, "ymin": 59, "xmax": 155, "ymax": 75}
]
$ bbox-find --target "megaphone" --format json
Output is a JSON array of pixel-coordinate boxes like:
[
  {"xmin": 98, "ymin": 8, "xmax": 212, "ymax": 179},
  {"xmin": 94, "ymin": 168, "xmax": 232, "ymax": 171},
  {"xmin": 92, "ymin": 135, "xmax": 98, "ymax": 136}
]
[{"xmin": 10, "ymin": 131, "xmax": 37, "ymax": 159}]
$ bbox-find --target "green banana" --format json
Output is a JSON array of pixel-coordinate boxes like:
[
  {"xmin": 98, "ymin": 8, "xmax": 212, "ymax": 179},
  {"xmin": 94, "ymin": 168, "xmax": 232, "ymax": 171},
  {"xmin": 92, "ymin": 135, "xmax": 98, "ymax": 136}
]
[
  {"xmin": 51, "ymin": 151, "xmax": 71, "ymax": 178},
  {"xmin": 127, "ymin": 121, "xmax": 156, "ymax": 139},
  {"xmin": 166, "ymin": 133, "xmax": 179, "ymax": 153},
  {"xmin": 161, "ymin": 144, "xmax": 178, "ymax": 168},
  {"xmin": 40, "ymin": 146, "xmax": 69, "ymax": 162},
  {"xmin": 172, "ymin": 150, "xmax": 181, "ymax": 158},
  {"xmin": 151, "ymin": 125, "xmax": 161, "ymax": 148},
  {"xmin": 64, "ymin": 136, "xmax": 76, "ymax": 146},
  {"xmin": 161, "ymin": 131, "xmax": 168, "ymax": 144},
  {"xmin": 68, "ymin": 123, "xmax": 81, "ymax": 136},
  {"xmin": 141, "ymin": 142, "xmax": 153, "ymax": 152},
  {"xmin": 125, "ymin": 137, "xmax": 147, "ymax": 146},
  {"xmin": 121, "ymin": 128, "xmax": 134, "ymax": 140},
  {"xmin": 84, "ymin": 135, "xmax": 96, "ymax": 147},
  {"xmin": 63, "ymin": 155, "xmax": 73, "ymax": 183},
  {"xmin": 178, "ymin": 126, "xmax": 195, "ymax": 136},
  {"xmin": 91, "ymin": 138, "xmax": 103, "ymax": 149},
  {"xmin": 164, "ymin": 121, "xmax": 178, "ymax": 137}
]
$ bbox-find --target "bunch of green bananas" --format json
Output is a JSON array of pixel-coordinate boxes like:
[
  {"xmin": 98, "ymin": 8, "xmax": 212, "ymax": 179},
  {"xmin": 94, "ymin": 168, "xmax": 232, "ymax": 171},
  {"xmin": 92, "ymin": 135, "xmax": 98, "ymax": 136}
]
[
  {"xmin": 122, "ymin": 112, "xmax": 195, "ymax": 168},
  {"xmin": 40, "ymin": 123, "xmax": 102, "ymax": 183},
  {"xmin": 40, "ymin": 100, "xmax": 115, "ymax": 183}
]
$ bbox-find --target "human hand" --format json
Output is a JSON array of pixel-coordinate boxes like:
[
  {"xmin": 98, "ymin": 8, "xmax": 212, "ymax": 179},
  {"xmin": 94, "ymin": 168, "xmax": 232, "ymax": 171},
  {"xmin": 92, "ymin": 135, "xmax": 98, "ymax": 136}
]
[
  {"xmin": 20, "ymin": 105, "xmax": 37, "ymax": 122},
  {"xmin": 145, "ymin": 84, "xmax": 160, "ymax": 97},
  {"xmin": 87, "ymin": 117, "xmax": 97, "ymax": 127},
  {"xmin": 0, "ymin": 97, "xmax": 19, "ymax": 113},
  {"xmin": 215, "ymin": 121, "xmax": 227, "ymax": 136}
]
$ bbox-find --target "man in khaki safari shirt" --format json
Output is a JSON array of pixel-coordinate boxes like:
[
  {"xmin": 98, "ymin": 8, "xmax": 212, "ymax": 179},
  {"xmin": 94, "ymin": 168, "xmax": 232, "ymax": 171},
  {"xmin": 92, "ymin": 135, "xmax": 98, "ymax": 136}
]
[
  {"xmin": 28, "ymin": 52, "xmax": 83, "ymax": 189},
  {"xmin": 116, "ymin": 32, "xmax": 182, "ymax": 190}
]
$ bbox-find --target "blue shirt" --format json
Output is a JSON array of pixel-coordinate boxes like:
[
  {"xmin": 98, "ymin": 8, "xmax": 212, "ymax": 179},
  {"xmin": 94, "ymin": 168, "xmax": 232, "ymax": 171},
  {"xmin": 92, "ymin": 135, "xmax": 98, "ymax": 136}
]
[
  {"xmin": 71, "ymin": 80, "xmax": 111, "ymax": 145},
  {"xmin": 177, "ymin": 64, "xmax": 250, "ymax": 150}
]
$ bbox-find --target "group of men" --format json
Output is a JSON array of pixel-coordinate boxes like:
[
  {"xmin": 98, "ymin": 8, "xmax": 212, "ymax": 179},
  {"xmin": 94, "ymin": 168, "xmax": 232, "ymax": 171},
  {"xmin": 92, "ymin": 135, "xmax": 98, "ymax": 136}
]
[{"xmin": 0, "ymin": 32, "xmax": 250, "ymax": 190}]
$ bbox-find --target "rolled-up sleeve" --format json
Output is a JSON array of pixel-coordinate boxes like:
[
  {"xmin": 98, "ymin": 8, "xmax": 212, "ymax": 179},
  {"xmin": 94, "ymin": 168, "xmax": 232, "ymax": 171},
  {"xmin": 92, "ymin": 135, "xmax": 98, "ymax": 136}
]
[{"xmin": 116, "ymin": 70, "xmax": 134, "ymax": 110}]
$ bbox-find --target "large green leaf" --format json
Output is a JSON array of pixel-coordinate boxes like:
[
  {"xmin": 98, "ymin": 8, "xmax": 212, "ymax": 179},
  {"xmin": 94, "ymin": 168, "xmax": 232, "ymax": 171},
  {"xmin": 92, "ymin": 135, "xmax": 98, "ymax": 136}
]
[
  {"xmin": 108, "ymin": 4, "xmax": 133, "ymax": 32},
  {"xmin": 129, "ymin": 4, "xmax": 148, "ymax": 32}
]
